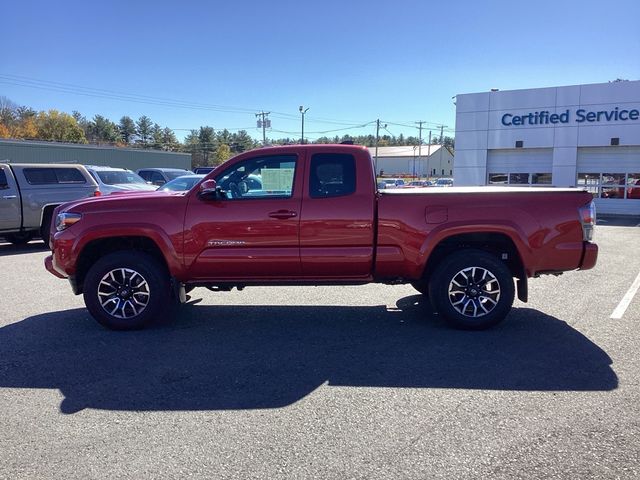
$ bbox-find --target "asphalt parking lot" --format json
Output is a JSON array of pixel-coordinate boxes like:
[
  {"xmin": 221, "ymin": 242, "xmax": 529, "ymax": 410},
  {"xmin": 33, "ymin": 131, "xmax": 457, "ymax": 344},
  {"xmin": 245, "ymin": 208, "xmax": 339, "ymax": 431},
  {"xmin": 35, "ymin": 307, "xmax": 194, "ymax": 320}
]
[{"xmin": 0, "ymin": 218, "xmax": 639, "ymax": 479}]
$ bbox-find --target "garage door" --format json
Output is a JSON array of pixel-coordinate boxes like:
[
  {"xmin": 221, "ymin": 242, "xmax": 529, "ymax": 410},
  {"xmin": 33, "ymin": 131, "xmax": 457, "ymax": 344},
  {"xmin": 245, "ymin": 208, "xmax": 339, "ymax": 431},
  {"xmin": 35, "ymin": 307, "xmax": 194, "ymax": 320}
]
[
  {"xmin": 577, "ymin": 147, "xmax": 640, "ymax": 215},
  {"xmin": 486, "ymin": 149, "xmax": 553, "ymax": 185}
]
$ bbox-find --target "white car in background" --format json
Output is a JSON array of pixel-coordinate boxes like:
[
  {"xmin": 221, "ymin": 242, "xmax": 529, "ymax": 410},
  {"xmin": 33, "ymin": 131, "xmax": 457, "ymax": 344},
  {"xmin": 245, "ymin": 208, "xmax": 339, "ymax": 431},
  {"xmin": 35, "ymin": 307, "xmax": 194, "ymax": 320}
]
[
  {"xmin": 434, "ymin": 178, "xmax": 454, "ymax": 187},
  {"xmin": 85, "ymin": 166, "xmax": 158, "ymax": 195},
  {"xmin": 379, "ymin": 178, "xmax": 405, "ymax": 189}
]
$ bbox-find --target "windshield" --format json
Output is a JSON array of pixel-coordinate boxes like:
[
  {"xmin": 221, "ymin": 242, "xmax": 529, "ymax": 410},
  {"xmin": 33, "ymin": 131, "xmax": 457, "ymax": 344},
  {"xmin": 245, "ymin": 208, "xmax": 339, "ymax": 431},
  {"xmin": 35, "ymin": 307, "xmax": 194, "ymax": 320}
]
[
  {"xmin": 96, "ymin": 170, "xmax": 147, "ymax": 185},
  {"xmin": 158, "ymin": 175, "xmax": 204, "ymax": 191},
  {"xmin": 165, "ymin": 171, "xmax": 191, "ymax": 181}
]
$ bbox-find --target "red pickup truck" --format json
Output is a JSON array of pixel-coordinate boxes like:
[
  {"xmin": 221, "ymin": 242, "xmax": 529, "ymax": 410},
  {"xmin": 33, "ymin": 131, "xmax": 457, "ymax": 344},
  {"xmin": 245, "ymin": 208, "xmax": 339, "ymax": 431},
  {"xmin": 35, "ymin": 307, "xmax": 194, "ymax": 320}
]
[{"xmin": 45, "ymin": 145, "xmax": 597, "ymax": 331}]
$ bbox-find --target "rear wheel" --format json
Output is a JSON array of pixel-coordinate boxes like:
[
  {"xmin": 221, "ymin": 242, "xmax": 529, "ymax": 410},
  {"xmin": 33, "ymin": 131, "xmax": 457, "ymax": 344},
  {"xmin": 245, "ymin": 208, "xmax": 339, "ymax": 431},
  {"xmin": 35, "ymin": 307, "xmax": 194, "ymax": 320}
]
[
  {"xmin": 40, "ymin": 211, "xmax": 53, "ymax": 248},
  {"xmin": 428, "ymin": 249, "xmax": 515, "ymax": 330},
  {"xmin": 83, "ymin": 251, "xmax": 172, "ymax": 330}
]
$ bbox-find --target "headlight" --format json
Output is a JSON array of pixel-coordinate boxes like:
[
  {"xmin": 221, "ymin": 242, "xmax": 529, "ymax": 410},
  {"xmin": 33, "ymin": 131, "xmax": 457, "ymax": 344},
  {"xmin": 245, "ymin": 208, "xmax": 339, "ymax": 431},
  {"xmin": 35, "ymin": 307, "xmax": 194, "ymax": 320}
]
[{"xmin": 55, "ymin": 212, "xmax": 82, "ymax": 232}]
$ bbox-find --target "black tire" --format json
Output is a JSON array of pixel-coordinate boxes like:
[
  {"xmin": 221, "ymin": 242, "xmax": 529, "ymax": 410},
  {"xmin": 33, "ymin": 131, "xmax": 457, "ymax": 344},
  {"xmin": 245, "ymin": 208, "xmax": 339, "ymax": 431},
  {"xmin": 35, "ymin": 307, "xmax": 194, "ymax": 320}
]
[
  {"xmin": 428, "ymin": 249, "xmax": 515, "ymax": 330},
  {"xmin": 83, "ymin": 251, "xmax": 172, "ymax": 330},
  {"xmin": 411, "ymin": 279, "xmax": 429, "ymax": 296},
  {"xmin": 40, "ymin": 212, "xmax": 53, "ymax": 248},
  {"xmin": 6, "ymin": 231, "xmax": 34, "ymax": 245}
]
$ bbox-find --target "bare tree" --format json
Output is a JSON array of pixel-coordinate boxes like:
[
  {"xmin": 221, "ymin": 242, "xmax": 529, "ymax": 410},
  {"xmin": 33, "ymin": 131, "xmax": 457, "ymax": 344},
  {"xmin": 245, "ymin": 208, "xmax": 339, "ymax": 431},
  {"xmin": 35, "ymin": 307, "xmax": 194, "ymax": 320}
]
[{"xmin": 0, "ymin": 96, "xmax": 18, "ymax": 125}]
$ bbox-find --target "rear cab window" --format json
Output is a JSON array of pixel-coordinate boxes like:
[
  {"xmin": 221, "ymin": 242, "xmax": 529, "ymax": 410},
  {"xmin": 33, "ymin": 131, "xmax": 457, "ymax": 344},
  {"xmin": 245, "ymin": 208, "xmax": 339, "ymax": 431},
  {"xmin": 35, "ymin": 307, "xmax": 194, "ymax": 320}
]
[
  {"xmin": 23, "ymin": 168, "xmax": 86, "ymax": 185},
  {"xmin": 309, "ymin": 153, "xmax": 356, "ymax": 198}
]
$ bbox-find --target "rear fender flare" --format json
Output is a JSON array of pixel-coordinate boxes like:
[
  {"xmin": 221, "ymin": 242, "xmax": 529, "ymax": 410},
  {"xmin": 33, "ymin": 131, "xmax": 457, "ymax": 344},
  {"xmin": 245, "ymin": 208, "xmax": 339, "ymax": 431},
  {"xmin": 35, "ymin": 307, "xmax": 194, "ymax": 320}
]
[{"xmin": 415, "ymin": 221, "xmax": 532, "ymax": 280}]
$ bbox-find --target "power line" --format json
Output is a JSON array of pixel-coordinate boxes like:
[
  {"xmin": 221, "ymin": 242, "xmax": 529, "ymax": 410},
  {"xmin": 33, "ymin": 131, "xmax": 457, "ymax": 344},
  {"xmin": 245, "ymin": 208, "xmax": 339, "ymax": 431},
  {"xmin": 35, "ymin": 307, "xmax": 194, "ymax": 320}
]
[
  {"xmin": 306, "ymin": 121, "xmax": 376, "ymax": 135},
  {"xmin": 170, "ymin": 126, "xmax": 255, "ymax": 132},
  {"xmin": 1, "ymin": 73, "xmax": 456, "ymax": 138},
  {"xmin": 0, "ymin": 73, "xmax": 277, "ymax": 116}
]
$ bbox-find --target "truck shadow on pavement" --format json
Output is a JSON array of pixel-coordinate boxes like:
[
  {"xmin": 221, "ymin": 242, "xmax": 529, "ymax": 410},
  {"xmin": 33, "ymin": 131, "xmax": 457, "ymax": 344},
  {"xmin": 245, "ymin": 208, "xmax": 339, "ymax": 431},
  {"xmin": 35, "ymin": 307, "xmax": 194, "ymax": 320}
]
[
  {"xmin": 0, "ymin": 240, "xmax": 48, "ymax": 257},
  {"xmin": 0, "ymin": 296, "xmax": 617, "ymax": 414}
]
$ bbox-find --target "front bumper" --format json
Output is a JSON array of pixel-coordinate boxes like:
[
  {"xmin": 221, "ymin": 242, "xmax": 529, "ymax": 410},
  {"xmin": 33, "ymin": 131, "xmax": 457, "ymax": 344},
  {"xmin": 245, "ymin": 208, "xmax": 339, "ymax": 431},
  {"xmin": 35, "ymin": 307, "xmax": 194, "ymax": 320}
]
[
  {"xmin": 45, "ymin": 253, "xmax": 82, "ymax": 294},
  {"xmin": 44, "ymin": 254, "xmax": 66, "ymax": 279}
]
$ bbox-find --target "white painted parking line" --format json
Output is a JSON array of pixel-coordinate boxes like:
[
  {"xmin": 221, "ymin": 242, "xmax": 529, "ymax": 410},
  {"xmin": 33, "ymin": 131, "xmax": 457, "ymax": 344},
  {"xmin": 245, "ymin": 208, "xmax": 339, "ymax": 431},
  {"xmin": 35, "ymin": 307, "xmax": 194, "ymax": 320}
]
[{"xmin": 611, "ymin": 270, "xmax": 640, "ymax": 319}]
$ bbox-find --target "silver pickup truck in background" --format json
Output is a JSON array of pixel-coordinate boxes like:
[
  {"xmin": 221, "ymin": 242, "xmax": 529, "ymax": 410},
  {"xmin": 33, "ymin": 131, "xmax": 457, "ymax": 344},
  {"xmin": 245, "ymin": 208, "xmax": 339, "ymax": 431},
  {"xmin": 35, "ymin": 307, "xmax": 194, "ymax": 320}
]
[{"xmin": 0, "ymin": 163, "xmax": 99, "ymax": 245}]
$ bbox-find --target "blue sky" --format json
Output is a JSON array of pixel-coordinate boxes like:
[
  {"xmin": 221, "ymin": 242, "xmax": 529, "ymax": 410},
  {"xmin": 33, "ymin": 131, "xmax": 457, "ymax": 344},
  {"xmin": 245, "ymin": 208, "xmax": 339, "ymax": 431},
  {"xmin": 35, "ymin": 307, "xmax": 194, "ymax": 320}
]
[{"xmin": 3, "ymin": 0, "xmax": 639, "ymax": 142}]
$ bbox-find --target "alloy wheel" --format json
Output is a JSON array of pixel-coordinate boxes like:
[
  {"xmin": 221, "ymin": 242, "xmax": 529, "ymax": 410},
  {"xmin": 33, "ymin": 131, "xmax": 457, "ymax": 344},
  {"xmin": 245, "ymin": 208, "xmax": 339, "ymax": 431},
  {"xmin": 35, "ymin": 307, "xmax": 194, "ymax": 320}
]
[
  {"xmin": 97, "ymin": 268, "xmax": 151, "ymax": 319},
  {"xmin": 447, "ymin": 266, "xmax": 501, "ymax": 318}
]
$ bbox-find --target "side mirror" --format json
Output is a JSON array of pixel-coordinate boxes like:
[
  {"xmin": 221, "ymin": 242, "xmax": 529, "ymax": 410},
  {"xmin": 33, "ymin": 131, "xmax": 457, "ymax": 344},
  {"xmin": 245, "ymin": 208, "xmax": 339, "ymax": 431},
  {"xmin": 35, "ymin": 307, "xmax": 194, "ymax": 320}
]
[{"xmin": 198, "ymin": 179, "xmax": 222, "ymax": 200}]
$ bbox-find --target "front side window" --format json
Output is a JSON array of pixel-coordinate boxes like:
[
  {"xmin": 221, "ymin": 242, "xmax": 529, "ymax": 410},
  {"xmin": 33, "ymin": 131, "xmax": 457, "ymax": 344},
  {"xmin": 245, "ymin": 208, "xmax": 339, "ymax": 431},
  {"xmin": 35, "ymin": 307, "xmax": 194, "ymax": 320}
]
[
  {"xmin": 309, "ymin": 153, "xmax": 356, "ymax": 198},
  {"xmin": 215, "ymin": 155, "xmax": 296, "ymax": 200},
  {"xmin": 138, "ymin": 171, "xmax": 152, "ymax": 181},
  {"xmin": 0, "ymin": 170, "xmax": 8, "ymax": 189}
]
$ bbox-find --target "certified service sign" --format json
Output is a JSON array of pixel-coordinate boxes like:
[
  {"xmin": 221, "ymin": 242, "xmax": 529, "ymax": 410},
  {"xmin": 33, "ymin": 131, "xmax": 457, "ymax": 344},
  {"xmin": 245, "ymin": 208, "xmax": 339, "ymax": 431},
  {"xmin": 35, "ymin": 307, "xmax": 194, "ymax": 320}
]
[{"xmin": 501, "ymin": 107, "xmax": 640, "ymax": 126}]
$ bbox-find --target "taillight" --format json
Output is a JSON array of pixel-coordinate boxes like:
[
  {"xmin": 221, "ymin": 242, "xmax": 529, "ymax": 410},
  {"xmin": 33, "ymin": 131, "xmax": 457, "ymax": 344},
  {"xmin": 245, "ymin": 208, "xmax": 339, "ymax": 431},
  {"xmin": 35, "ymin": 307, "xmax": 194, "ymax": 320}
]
[
  {"xmin": 94, "ymin": 190, "xmax": 102, "ymax": 197},
  {"xmin": 579, "ymin": 201, "xmax": 596, "ymax": 242}
]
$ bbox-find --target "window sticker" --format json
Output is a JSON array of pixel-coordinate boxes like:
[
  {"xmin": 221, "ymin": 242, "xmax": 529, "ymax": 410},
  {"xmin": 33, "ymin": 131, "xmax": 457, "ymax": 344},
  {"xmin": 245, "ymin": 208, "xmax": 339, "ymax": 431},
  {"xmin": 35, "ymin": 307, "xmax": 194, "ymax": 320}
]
[{"xmin": 261, "ymin": 168, "xmax": 294, "ymax": 192}]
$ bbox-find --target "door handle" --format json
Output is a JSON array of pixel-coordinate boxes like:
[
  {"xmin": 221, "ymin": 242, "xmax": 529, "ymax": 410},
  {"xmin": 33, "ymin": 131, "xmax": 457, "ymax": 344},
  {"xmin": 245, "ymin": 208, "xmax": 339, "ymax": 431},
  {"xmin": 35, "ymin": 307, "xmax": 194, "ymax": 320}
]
[
  {"xmin": 268, "ymin": 210, "xmax": 297, "ymax": 219},
  {"xmin": 2, "ymin": 195, "xmax": 17, "ymax": 200}
]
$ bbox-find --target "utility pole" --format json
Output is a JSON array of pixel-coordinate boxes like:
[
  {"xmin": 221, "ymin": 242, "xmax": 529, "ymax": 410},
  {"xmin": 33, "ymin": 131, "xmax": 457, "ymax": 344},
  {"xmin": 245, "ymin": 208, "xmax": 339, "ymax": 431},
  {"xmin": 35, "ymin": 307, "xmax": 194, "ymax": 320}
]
[
  {"xmin": 427, "ymin": 130, "xmax": 432, "ymax": 179},
  {"xmin": 374, "ymin": 119, "xmax": 386, "ymax": 176},
  {"xmin": 416, "ymin": 121, "xmax": 424, "ymax": 177},
  {"xmin": 255, "ymin": 111, "xmax": 271, "ymax": 145},
  {"xmin": 299, "ymin": 106, "xmax": 309, "ymax": 144},
  {"xmin": 439, "ymin": 125, "xmax": 447, "ymax": 145},
  {"xmin": 438, "ymin": 125, "xmax": 447, "ymax": 178}
]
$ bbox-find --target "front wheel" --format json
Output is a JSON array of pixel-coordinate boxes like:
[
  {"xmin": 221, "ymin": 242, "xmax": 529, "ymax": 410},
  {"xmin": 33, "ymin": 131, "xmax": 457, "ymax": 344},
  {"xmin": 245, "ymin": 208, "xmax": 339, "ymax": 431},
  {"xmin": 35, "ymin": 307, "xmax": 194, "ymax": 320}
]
[
  {"xmin": 40, "ymin": 212, "xmax": 53, "ymax": 248},
  {"xmin": 6, "ymin": 231, "xmax": 34, "ymax": 245},
  {"xmin": 83, "ymin": 251, "xmax": 172, "ymax": 330},
  {"xmin": 428, "ymin": 249, "xmax": 515, "ymax": 330}
]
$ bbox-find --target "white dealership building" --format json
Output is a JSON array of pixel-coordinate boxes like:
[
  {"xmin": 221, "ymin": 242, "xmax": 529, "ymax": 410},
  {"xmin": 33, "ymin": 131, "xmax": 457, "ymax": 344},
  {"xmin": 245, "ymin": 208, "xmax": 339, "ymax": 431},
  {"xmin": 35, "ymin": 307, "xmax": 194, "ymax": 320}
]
[{"xmin": 454, "ymin": 80, "xmax": 640, "ymax": 215}]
